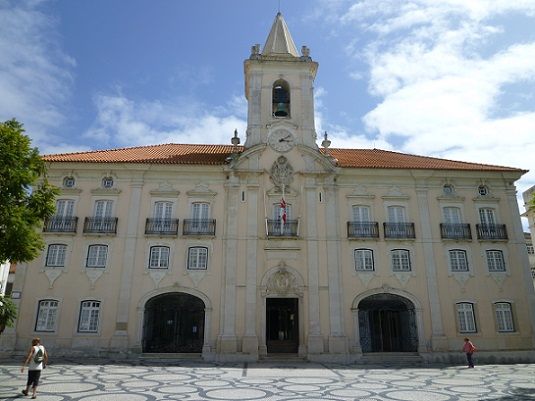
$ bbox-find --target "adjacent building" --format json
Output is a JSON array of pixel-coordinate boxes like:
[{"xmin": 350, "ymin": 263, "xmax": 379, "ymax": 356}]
[{"xmin": 3, "ymin": 13, "xmax": 535, "ymax": 363}]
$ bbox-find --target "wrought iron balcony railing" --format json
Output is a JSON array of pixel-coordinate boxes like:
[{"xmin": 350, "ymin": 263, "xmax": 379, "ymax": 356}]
[
  {"xmin": 383, "ymin": 222, "xmax": 416, "ymax": 239},
  {"xmin": 43, "ymin": 216, "xmax": 78, "ymax": 233},
  {"xmin": 347, "ymin": 222, "xmax": 380, "ymax": 239},
  {"xmin": 440, "ymin": 223, "xmax": 472, "ymax": 240},
  {"xmin": 83, "ymin": 217, "xmax": 118, "ymax": 234},
  {"xmin": 476, "ymin": 224, "xmax": 508, "ymax": 240},
  {"xmin": 145, "ymin": 218, "xmax": 179, "ymax": 235},
  {"xmin": 266, "ymin": 219, "xmax": 299, "ymax": 237},
  {"xmin": 182, "ymin": 219, "xmax": 216, "ymax": 236}
]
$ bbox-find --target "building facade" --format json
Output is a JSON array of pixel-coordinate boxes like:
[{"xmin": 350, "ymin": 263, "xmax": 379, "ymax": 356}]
[
  {"xmin": 3, "ymin": 13, "xmax": 535, "ymax": 363},
  {"xmin": 523, "ymin": 186, "xmax": 535, "ymax": 284}
]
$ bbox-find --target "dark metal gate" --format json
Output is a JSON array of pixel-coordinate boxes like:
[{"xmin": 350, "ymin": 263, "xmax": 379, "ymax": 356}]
[{"xmin": 143, "ymin": 293, "xmax": 205, "ymax": 353}]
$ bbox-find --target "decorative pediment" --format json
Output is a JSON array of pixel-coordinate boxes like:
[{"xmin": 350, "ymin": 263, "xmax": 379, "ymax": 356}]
[
  {"xmin": 90, "ymin": 188, "xmax": 122, "ymax": 195},
  {"xmin": 43, "ymin": 267, "xmax": 63, "ymax": 288},
  {"xmin": 347, "ymin": 185, "xmax": 375, "ymax": 199},
  {"xmin": 382, "ymin": 186, "xmax": 409, "ymax": 200},
  {"xmin": 186, "ymin": 183, "xmax": 217, "ymax": 197},
  {"xmin": 85, "ymin": 268, "xmax": 105, "ymax": 288},
  {"xmin": 261, "ymin": 262, "xmax": 304, "ymax": 297},
  {"xmin": 150, "ymin": 181, "xmax": 180, "ymax": 197}
]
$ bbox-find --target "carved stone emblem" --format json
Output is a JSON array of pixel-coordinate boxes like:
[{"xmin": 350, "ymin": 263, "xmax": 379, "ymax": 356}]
[
  {"xmin": 267, "ymin": 267, "xmax": 295, "ymax": 295},
  {"xmin": 270, "ymin": 156, "xmax": 294, "ymax": 188}
]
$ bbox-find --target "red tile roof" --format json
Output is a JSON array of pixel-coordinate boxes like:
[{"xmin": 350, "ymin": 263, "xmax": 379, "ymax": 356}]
[{"xmin": 42, "ymin": 143, "xmax": 524, "ymax": 172}]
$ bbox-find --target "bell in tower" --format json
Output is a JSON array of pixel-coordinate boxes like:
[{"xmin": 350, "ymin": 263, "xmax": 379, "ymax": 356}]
[{"xmin": 272, "ymin": 80, "xmax": 290, "ymax": 117}]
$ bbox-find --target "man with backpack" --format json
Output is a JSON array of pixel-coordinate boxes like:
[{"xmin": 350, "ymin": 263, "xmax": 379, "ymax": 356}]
[{"xmin": 21, "ymin": 337, "xmax": 48, "ymax": 399}]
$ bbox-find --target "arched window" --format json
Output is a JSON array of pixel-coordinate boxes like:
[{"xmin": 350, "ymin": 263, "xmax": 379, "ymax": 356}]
[{"xmin": 272, "ymin": 80, "xmax": 290, "ymax": 117}]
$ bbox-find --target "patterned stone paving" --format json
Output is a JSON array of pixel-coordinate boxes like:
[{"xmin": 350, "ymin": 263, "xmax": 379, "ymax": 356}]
[{"xmin": 1, "ymin": 359, "xmax": 535, "ymax": 400}]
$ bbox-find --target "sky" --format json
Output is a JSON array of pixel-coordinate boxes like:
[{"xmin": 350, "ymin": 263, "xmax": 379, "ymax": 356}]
[{"xmin": 1, "ymin": 0, "xmax": 535, "ymax": 222}]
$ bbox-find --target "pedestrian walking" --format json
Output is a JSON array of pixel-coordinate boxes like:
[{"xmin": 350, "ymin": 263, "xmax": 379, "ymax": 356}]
[
  {"xmin": 20, "ymin": 337, "xmax": 48, "ymax": 398},
  {"xmin": 463, "ymin": 337, "xmax": 476, "ymax": 368}
]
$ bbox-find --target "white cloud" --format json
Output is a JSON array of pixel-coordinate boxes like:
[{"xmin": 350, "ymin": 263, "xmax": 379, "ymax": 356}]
[
  {"xmin": 0, "ymin": 0, "xmax": 74, "ymax": 151},
  {"xmin": 84, "ymin": 93, "xmax": 247, "ymax": 148}
]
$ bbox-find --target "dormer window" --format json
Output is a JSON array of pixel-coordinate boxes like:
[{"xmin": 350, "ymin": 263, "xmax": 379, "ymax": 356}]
[
  {"xmin": 63, "ymin": 176, "xmax": 75, "ymax": 188},
  {"xmin": 102, "ymin": 176, "xmax": 114, "ymax": 188},
  {"xmin": 272, "ymin": 80, "xmax": 290, "ymax": 118},
  {"xmin": 478, "ymin": 185, "xmax": 489, "ymax": 196}
]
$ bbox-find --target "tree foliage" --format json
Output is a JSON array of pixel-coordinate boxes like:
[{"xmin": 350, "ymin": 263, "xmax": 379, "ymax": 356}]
[
  {"xmin": 0, "ymin": 294, "xmax": 17, "ymax": 334},
  {"xmin": 0, "ymin": 119, "xmax": 58, "ymax": 264}
]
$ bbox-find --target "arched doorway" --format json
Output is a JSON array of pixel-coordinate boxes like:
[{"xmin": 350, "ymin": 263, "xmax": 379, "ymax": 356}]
[
  {"xmin": 143, "ymin": 292, "xmax": 205, "ymax": 353},
  {"xmin": 358, "ymin": 293, "xmax": 418, "ymax": 352}
]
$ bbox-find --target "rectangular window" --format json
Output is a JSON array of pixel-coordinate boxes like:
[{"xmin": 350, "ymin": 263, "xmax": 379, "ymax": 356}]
[
  {"xmin": 495, "ymin": 302, "xmax": 514, "ymax": 332},
  {"xmin": 46, "ymin": 244, "xmax": 67, "ymax": 267},
  {"xmin": 94, "ymin": 200, "xmax": 113, "ymax": 218},
  {"xmin": 391, "ymin": 249, "xmax": 411, "ymax": 271},
  {"xmin": 86, "ymin": 245, "xmax": 108, "ymax": 268},
  {"xmin": 443, "ymin": 207, "xmax": 462, "ymax": 224},
  {"xmin": 486, "ymin": 250, "xmax": 506, "ymax": 272},
  {"xmin": 149, "ymin": 246, "xmax": 170, "ymax": 269},
  {"xmin": 56, "ymin": 199, "xmax": 75, "ymax": 217},
  {"xmin": 352, "ymin": 205, "xmax": 371, "ymax": 222},
  {"xmin": 354, "ymin": 249, "xmax": 374, "ymax": 271},
  {"xmin": 192, "ymin": 202, "xmax": 209, "ymax": 220},
  {"xmin": 188, "ymin": 247, "xmax": 209, "ymax": 270},
  {"xmin": 387, "ymin": 206, "xmax": 406, "ymax": 223},
  {"xmin": 154, "ymin": 201, "xmax": 173, "ymax": 219},
  {"xmin": 478, "ymin": 208, "xmax": 496, "ymax": 225},
  {"xmin": 527, "ymin": 244, "xmax": 534, "ymax": 255},
  {"xmin": 449, "ymin": 249, "xmax": 469, "ymax": 272},
  {"xmin": 78, "ymin": 300, "xmax": 100, "ymax": 333},
  {"xmin": 35, "ymin": 300, "xmax": 58, "ymax": 332},
  {"xmin": 457, "ymin": 303, "xmax": 477, "ymax": 333}
]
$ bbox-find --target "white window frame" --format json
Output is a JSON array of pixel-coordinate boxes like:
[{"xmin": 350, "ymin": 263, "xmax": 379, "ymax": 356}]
[
  {"xmin": 187, "ymin": 246, "xmax": 209, "ymax": 270},
  {"xmin": 478, "ymin": 207, "xmax": 496, "ymax": 225},
  {"xmin": 154, "ymin": 201, "xmax": 173, "ymax": 219},
  {"xmin": 94, "ymin": 199, "xmax": 113, "ymax": 218},
  {"xmin": 443, "ymin": 206, "xmax": 462, "ymax": 224},
  {"xmin": 486, "ymin": 250, "xmax": 506, "ymax": 272},
  {"xmin": 78, "ymin": 300, "xmax": 101, "ymax": 333},
  {"xmin": 149, "ymin": 246, "xmax": 170, "ymax": 269},
  {"xmin": 101, "ymin": 176, "xmax": 114, "ymax": 188},
  {"xmin": 35, "ymin": 300, "xmax": 59, "ymax": 332},
  {"xmin": 55, "ymin": 199, "xmax": 75, "ymax": 217},
  {"xmin": 391, "ymin": 249, "xmax": 411, "ymax": 272},
  {"xmin": 352, "ymin": 205, "xmax": 371, "ymax": 222},
  {"xmin": 526, "ymin": 244, "xmax": 534, "ymax": 255},
  {"xmin": 354, "ymin": 249, "xmax": 374, "ymax": 271},
  {"xmin": 46, "ymin": 244, "xmax": 67, "ymax": 267},
  {"xmin": 387, "ymin": 205, "xmax": 407, "ymax": 223},
  {"xmin": 86, "ymin": 244, "xmax": 108, "ymax": 268},
  {"xmin": 495, "ymin": 302, "xmax": 514, "ymax": 332},
  {"xmin": 456, "ymin": 302, "xmax": 477, "ymax": 333},
  {"xmin": 449, "ymin": 249, "xmax": 469, "ymax": 272}
]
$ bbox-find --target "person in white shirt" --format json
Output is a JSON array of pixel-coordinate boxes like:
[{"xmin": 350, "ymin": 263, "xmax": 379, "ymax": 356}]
[{"xmin": 21, "ymin": 337, "xmax": 48, "ymax": 399}]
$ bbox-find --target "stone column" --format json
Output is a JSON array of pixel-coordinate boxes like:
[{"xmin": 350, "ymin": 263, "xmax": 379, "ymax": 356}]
[
  {"xmin": 242, "ymin": 183, "xmax": 259, "ymax": 356},
  {"xmin": 111, "ymin": 179, "xmax": 143, "ymax": 350},
  {"xmin": 217, "ymin": 176, "xmax": 240, "ymax": 354},
  {"xmin": 305, "ymin": 179, "xmax": 323, "ymax": 353},
  {"xmin": 324, "ymin": 182, "xmax": 348, "ymax": 354},
  {"xmin": 415, "ymin": 187, "xmax": 447, "ymax": 350}
]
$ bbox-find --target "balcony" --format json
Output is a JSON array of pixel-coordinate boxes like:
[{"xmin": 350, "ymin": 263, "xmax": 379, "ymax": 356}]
[
  {"xmin": 347, "ymin": 222, "xmax": 380, "ymax": 239},
  {"xmin": 476, "ymin": 224, "xmax": 508, "ymax": 240},
  {"xmin": 145, "ymin": 218, "xmax": 179, "ymax": 236},
  {"xmin": 43, "ymin": 216, "xmax": 78, "ymax": 233},
  {"xmin": 83, "ymin": 217, "xmax": 118, "ymax": 234},
  {"xmin": 266, "ymin": 219, "xmax": 299, "ymax": 237},
  {"xmin": 440, "ymin": 223, "xmax": 472, "ymax": 240},
  {"xmin": 183, "ymin": 219, "xmax": 216, "ymax": 236},
  {"xmin": 383, "ymin": 222, "xmax": 416, "ymax": 239}
]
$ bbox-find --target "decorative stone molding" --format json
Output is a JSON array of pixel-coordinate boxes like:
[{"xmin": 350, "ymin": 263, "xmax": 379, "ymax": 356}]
[
  {"xmin": 43, "ymin": 267, "xmax": 63, "ymax": 288},
  {"xmin": 261, "ymin": 262, "xmax": 304, "ymax": 297},
  {"xmin": 346, "ymin": 185, "xmax": 375, "ymax": 199},
  {"xmin": 85, "ymin": 268, "xmax": 105, "ymax": 288},
  {"xmin": 186, "ymin": 183, "xmax": 217, "ymax": 197},
  {"xmin": 449, "ymin": 271, "xmax": 472, "ymax": 290},
  {"xmin": 150, "ymin": 181, "xmax": 180, "ymax": 197},
  {"xmin": 391, "ymin": 271, "xmax": 415, "ymax": 287},
  {"xmin": 381, "ymin": 186, "xmax": 409, "ymax": 200},
  {"xmin": 488, "ymin": 271, "xmax": 508, "ymax": 290},
  {"xmin": 270, "ymin": 156, "xmax": 294, "ymax": 188},
  {"xmin": 185, "ymin": 270, "xmax": 207, "ymax": 288},
  {"xmin": 90, "ymin": 188, "xmax": 121, "ymax": 195},
  {"xmin": 60, "ymin": 188, "xmax": 83, "ymax": 195},
  {"xmin": 148, "ymin": 269, "xmax": 167, "ymax": 287},
  {"xmin": 354, "ymin": 271, "xmax": 376, "ymax": 287}
]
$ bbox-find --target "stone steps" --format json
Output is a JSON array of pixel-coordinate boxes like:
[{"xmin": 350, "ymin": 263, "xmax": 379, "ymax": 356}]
[{"xmin": 360, "ymin": 352, "xmax": 424, "ymax": 366}]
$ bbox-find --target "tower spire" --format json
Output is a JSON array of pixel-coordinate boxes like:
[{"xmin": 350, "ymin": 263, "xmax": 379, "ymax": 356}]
[{"xmin": 262, "ymin": 12, "xmax": 299, "ymax": 57}]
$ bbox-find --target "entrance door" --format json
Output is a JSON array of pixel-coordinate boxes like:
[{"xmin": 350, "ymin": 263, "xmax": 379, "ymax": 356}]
[
  {"xmin": 358, "ymin": 294, "xmax": 418, "ymax": 352},
  {"xmin": 143, "ymin": 293, "xmax": 204, "ymax": 353},
  {"xmin": 266, "ymin": 298, "xmax": 298, "ymax": 353}
]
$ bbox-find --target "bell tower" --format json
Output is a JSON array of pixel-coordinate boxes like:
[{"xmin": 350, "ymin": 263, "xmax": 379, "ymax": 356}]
[{"xmin": 244, "ymin": 13, "xmax": 319, "ymax": 150}]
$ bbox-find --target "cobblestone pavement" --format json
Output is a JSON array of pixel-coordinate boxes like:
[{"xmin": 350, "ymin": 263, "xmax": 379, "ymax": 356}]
[{"xmin": 1, "ymin": 359, "xmax": 535, "ymax": 401}]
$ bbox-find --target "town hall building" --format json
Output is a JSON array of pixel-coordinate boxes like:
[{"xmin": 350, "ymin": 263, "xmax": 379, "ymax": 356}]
[{"xmin": 3, "ymin": 13, "xmax": 535, "ymax": 363}]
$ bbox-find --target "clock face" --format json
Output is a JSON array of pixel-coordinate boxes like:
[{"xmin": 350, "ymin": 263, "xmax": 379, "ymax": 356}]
[{"xmin": 268, "ymin": 129, "xmax": 295, "ymax": 152}]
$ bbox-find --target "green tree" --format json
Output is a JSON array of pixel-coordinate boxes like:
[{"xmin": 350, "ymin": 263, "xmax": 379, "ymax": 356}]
[
  {"xmin": 0, "ymin": 119, "xmax": 58, "ymax": 264},
  {"xmin": 0, "ymin": 295, "xmax": 17, "ymax": 334}
]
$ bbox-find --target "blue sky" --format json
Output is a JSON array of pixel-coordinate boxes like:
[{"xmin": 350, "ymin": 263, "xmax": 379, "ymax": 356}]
[{"xmin": 1, "ymin": 0, "xmax": 535, "ymax": 217}]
